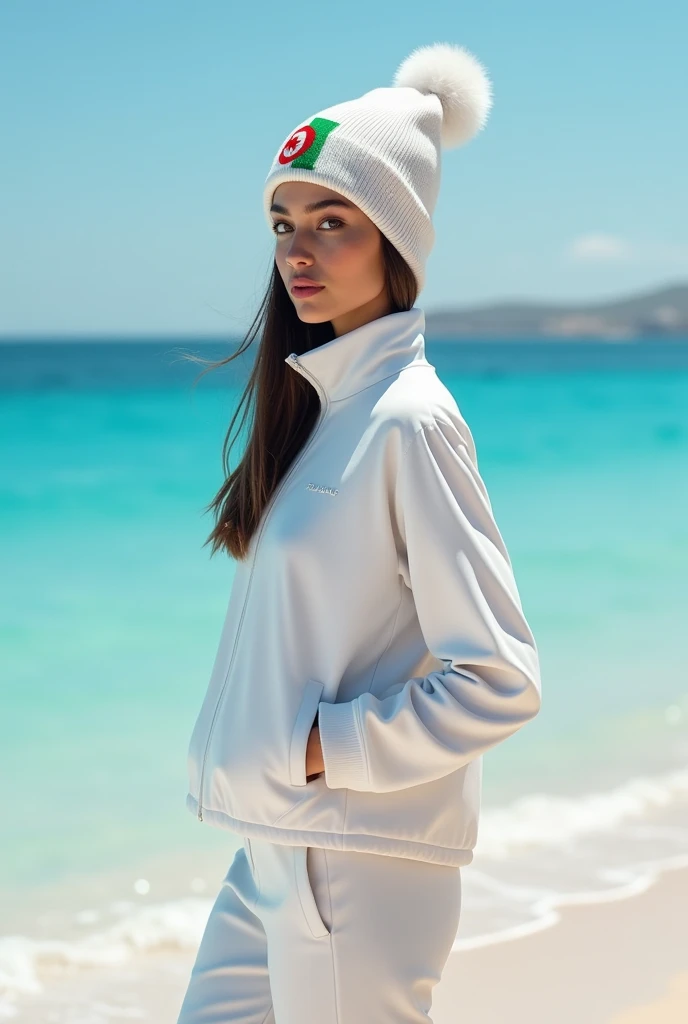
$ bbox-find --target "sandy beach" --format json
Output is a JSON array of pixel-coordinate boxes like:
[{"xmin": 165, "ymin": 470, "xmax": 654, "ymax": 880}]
[{"xmin": 433, "ymin": 861, "xmax": 688, "ymax": 1024}]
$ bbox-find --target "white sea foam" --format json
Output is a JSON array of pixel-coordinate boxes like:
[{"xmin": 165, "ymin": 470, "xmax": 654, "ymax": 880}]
[
  {"xmin": 0, "ymin": 898, "xmax": 212, "ymax": 1012},
  {"xmin": 452, "ymin": 852, "xmax": 688, "ymax": 951},
  {"xmin": 475, "ymin": 765, "xmax": 688, "ymax": 858}
]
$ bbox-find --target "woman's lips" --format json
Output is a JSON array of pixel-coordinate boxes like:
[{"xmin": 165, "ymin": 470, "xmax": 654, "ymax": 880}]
[{"xmin": 290, "ymin": 284, "xmax": 325, "ymax": 298}]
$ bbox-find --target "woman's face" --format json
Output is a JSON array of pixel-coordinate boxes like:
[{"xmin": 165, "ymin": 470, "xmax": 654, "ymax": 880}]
[{"xmin": 271, "ymin": 181, "xmax": 391, "ymax": 337}]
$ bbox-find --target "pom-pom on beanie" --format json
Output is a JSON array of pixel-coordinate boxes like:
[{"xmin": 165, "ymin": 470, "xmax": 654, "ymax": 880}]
[{"xmin": 262, "ymin": 41, "xmax": 493, "ymax": 293}]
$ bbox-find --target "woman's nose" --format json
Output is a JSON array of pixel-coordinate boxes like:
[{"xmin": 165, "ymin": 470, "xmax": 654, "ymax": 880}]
[{"xmin": 285, "ymin": 235, "xmax": 315, "ymax": 267}]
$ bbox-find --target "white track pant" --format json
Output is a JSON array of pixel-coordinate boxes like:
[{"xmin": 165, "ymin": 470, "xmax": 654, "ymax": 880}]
[{"xmin": 176, "ymin": 835, "xmax": 462, "ymax": 1024}]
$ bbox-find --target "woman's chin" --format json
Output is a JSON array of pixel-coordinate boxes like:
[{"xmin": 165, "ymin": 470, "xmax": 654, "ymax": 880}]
[{"xmin": 294, "ymin": 304, "xmax": 333, "ymax": 324}]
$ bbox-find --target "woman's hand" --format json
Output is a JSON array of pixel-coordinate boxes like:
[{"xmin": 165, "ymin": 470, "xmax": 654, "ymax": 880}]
[{"xmin": 305, "ymin": 725, "xmax": 325, "ymax": 780}]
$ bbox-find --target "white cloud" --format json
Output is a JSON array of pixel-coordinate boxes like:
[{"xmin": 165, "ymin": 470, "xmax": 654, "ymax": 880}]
[
  {"xmin": 568, "ymin": 234, "xmax": 688, "ymax": 266},
  {"xmin": 569, "ymin": 233, "xmax": 632, "ymax": 262}
]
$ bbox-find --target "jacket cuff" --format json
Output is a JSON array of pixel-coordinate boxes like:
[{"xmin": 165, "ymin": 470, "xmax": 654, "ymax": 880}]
[{"xmin": 317, "ymin": 699, "xmax": 369, "ymax": 790}]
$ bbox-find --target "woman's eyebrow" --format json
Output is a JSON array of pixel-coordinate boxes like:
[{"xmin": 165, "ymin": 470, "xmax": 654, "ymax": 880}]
[{"xmin": 269, "ymin": 198, "xmax": 354, "ymax": 215}]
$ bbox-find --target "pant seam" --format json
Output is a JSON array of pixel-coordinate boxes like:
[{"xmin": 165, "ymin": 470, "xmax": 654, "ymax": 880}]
[{"xmin": 323, "ymin": 849, "xmax": 340, "ymax": 1023}]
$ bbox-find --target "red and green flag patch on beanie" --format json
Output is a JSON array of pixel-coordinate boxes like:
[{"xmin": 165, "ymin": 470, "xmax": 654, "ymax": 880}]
[{"xmin": 278, "ymin": 117, "xmax": 340, "ymax": 169}]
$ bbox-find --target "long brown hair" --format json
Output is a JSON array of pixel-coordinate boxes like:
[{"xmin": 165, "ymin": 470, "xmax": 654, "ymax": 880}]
[{"xmin": 186, "ymin": 233, "xmax": 417, "ymax": 561}]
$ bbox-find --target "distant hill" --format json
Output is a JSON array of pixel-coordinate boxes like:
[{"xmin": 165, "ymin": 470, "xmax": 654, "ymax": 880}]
[{"xmin": 425, "ymin": 281, "xmax": 688, "ymax": 340}]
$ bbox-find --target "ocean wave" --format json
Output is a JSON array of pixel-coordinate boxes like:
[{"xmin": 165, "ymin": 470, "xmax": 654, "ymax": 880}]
[
  {"xmin": 0, "ymin": 898, "xmax": 212, "ymax": 1007},
  {"xmin": 475, "ymin": 765, "xmax": 688, "ymax": 858}
]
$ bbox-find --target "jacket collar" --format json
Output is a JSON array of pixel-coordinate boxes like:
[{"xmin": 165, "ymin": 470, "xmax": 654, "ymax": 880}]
[{"xmin": 284, "ymin": 306, "xmax": 430, "ymax": 402}]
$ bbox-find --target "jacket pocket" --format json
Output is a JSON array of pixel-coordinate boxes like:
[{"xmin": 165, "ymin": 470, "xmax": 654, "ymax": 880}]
[
  {"xmin": 289, "ymin": 678, "xmax": 325, "ymax": 787},
  {"xmin": 294, "ymin": 846, "xmax": 331, "ymax": 938}
]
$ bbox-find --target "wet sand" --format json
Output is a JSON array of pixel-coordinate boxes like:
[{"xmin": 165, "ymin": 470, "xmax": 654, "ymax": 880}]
[{"xmin": 432, "ymin": 861, "xmax": 688, "ymax": 1023}]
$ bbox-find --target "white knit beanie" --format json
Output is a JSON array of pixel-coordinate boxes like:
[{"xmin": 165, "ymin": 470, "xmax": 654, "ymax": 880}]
[{"xmin": 262, "ymin": 42, "xmax": 493, "ymax": 293}]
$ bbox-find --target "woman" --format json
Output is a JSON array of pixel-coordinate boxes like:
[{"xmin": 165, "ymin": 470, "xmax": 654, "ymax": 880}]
[{"xmin": 178, "ymin": 41, "xmax": 541, "ymax": 1024}]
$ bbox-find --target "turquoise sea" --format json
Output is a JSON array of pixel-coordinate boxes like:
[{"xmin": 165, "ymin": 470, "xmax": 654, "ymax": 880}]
[{"xmin": 2, "ymin": 336, "xmax": 688, "ymax": 1019}]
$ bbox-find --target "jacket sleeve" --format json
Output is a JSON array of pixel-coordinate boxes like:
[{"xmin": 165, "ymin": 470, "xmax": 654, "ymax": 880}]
[{"xmin": 317, "ymin": 416, "xmax": 542, "ymax": 793}]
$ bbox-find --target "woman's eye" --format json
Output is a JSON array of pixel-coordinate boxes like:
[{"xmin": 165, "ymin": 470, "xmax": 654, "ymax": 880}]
[{"xmin": 271, "ymin": 218, "xmax": 343, "ymax": 235}]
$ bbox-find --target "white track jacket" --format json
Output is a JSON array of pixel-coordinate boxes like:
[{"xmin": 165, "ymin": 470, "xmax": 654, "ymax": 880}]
[{"xmin": 186, "ymin": 306, "xmax": 541, "ymax": 867}]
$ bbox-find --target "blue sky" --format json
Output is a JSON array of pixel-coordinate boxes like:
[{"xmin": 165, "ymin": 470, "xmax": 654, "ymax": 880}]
[{"xmin": 2, "ymin": 0, "xmax": 687, "ymax": 336}]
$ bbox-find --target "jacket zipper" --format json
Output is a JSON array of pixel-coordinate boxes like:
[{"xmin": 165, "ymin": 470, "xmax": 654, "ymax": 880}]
[{"xmin": 196, "ymin": 352, "xmax": 329, "ymax": 821}]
